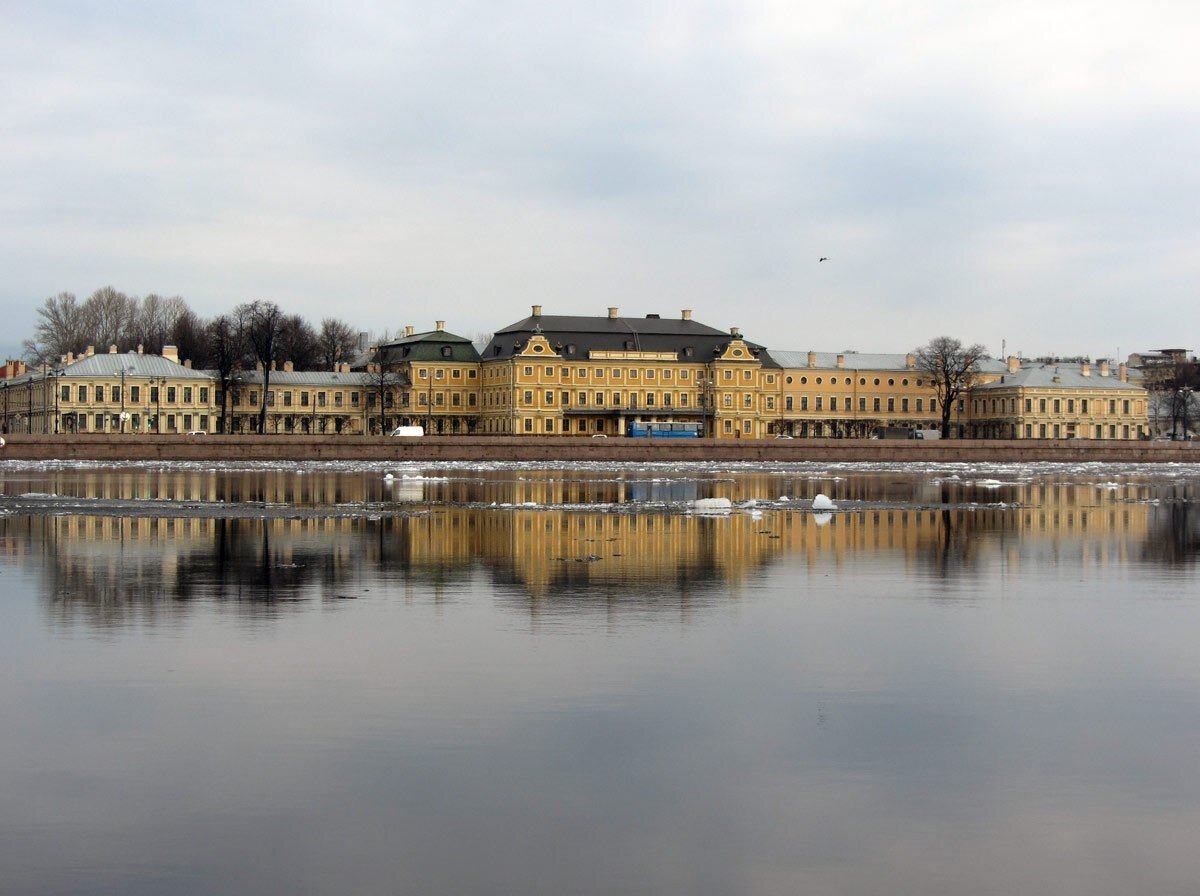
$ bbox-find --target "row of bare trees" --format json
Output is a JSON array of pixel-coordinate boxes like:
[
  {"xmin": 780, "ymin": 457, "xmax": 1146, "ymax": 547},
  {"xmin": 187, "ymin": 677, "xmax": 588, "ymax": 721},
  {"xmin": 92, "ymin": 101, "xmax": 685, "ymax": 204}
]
[{"xmin": 24, "ymin": 288, "xmax": 367, "ymax": 433}]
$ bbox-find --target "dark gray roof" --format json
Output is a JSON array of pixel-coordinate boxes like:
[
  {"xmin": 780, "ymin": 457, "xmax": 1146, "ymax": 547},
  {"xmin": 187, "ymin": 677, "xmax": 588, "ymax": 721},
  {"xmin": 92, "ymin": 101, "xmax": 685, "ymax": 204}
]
[
  {"xmin": 484, "ymin": 312, "xmax": 773, "ymax": 364},
  {"xmin": 209, "ymin": 369, "xmax": 390, "ymax": 388},
  {"xmin": 374, "ymin": 329, "xmax": 481, "ymax": 365}
]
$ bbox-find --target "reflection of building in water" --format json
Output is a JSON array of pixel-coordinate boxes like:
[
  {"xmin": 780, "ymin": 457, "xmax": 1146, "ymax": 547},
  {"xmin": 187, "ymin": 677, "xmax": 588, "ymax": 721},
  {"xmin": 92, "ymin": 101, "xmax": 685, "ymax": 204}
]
[{"xmin": 1, "ymin": 474, "xmax": 1179, "ymax": 628}]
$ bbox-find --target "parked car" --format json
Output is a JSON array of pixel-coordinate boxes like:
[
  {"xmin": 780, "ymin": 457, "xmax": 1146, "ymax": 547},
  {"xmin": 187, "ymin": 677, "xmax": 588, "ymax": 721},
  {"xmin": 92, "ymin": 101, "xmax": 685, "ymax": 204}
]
[{"xmin": 389, "ymin": 425, "xmax": 424, "ymax": 437}]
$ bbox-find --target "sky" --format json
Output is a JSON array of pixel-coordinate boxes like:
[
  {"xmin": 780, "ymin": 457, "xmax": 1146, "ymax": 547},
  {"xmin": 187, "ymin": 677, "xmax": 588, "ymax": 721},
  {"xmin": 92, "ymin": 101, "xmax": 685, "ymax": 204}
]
[{"xmin": 2, "ymin": 0, "xmax": 1198, "ymax": 362}]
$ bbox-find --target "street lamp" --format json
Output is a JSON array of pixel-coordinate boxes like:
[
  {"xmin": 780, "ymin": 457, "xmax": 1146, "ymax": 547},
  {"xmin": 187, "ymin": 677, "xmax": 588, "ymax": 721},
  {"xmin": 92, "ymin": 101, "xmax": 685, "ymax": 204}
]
[{"xmin": 1179, "ymin": 387, "xmax": 1194, "ymax": 441}]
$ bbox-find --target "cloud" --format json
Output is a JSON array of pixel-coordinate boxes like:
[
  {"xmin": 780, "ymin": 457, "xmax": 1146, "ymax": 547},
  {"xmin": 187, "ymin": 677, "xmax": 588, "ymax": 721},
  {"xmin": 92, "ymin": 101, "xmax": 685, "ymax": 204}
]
[{"xmin": 2, "ymin": 0, "xmax": 1198, "ymax": 359}]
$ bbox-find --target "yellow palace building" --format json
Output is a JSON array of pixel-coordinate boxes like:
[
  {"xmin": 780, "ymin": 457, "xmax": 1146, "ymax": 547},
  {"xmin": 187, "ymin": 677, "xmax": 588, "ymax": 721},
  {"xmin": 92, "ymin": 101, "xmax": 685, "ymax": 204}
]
[{"xmin": 1, "ymin": 306, "xmax": 1150, "ymax": 440}]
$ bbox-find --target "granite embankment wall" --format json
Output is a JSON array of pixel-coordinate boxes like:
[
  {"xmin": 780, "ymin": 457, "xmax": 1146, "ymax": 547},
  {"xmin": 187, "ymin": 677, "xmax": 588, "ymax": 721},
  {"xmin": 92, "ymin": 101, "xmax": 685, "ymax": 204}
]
[{"xmin": 1, "ymin": 434, "xmax": 1197, "ymax": 464}]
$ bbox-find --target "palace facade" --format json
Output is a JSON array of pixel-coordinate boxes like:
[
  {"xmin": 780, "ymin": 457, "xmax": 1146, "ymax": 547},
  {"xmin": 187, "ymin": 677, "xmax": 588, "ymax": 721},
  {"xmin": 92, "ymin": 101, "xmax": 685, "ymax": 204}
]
[{"xmin": 1, "ymin": 306, "xmax": 1150, "ymax": 439}]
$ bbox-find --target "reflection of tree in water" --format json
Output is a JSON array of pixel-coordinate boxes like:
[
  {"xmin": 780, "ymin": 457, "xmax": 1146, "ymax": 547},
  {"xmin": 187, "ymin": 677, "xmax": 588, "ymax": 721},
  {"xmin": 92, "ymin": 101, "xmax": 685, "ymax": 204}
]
[
  {"xmin": 916, "ymin": 508, "xmax": 986, "ymax": 582},
  {"xmin": 1142, "ymin": 503, "xmax": 1200, "ymax": 565}
]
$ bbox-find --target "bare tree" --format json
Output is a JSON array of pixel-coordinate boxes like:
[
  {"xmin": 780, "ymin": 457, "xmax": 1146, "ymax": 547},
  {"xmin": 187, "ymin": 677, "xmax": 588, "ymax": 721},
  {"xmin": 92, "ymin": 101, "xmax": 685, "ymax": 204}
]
[
  {"xmin": 914, "ymin": 336, "xmax": 988, "ymax": 438},
  {"xmin": 169, "ymin": 308, "xmax": 209, "ymax": 366},
  {"xmin": 83, "ymin": 286, "xmax": 138, "ymax": 350},
  {"xmin": 30, "ymin": 292, "xmax": 88, "ymax": 361},
  {"xmin": 317, "ymin": 318, "xmax": 359, "ymax": 370},
  {"xmin": 366, "ymin": 349, "xmax": 404, "ymax": 435},
  {"xmin": 236, "ymin": 301, "xmax": 285, "ymax": 433},
  {"xmin": 206, "ymin": 315, "xmax": 244, "ymax": 434},
  {"xmin": 132, "ymin": 294, "xmax": 190, "ymax": 353},
  {"xmin": 277, "ymin": 314, "xmax": 320, "ymax": 370}
]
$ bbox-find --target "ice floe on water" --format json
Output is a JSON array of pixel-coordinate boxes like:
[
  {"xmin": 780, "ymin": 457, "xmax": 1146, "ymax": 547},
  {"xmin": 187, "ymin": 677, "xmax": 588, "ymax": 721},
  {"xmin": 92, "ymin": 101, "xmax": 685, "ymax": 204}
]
[{"xmin": 812, "ymin": 494, "xmax": 837, "ymax": 511}]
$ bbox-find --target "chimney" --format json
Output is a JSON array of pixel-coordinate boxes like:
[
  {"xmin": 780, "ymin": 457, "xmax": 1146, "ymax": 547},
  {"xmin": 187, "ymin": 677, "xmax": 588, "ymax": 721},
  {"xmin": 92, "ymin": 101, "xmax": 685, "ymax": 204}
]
[
  {"xmin": 270, "ymin": 360, "xmax": 276, "ymax": 371},
  {"xmin": 85, "ymin": 345, "xmax": 95, "ymax": 358},
  {"xmin": 1099, "ymin": 359, "xmax": 1111, "ymax": 377},
  {"xmin": 1081, "ymin": 360, "xmax": 1091, "ymax": 376},
  {"xmin": 531, "ymin": 305, "xmax": 542, "ymax": 317},
  {"xmin": 436, "ymin": 320, "xmax": 445, "ymax": 331},
  {"xmin": 358, "ymin": 331, "xmax": 368, "ymax": 352},
  {"xmin": 283, "ymin": 361, "xmax": 294, "ymax": 372},
  {"xmin": 162, "ymin": 344, "xmax": 179, "ymax": 362},
  {"xmin": 184, "ymin": 359, "xmax": 192, "ymax": 369},
  {"xmin": 836, "ymin": 354, "xmax": 845, "ymax": 369},
  {"xmin": 137, "ymin": 344, "xmax": 144, "ymax": 354},
  {"xmin": 905, "ymin": 353, "xmax": 916, "ymax": 369},
  {"xmin": 1119, "ymin": 362, "xmax": 1128, "ymax": 382},
  {"xmin": 65, "ymin": 352, "xmax": 74, "ymax": 365},
  {"xmin": 1007, "ymin": 356, "xmax": 1020, "ymax": 374},
  {"xmin": 807, "ymin": 351, "xmax": 817, "ymax": 368},
  {"xmin": 681, "ymin": 309, "xmax": 692, "ymax": 321},
  {"xmin": 256, "ymin": 361, "xmax": 263, "ymax": 371},
  {"xmin": 109, "ymin": 344, "xmax": 118, "ymax": 353},
  {"xmin": 608, "ymin": 307, "xmax": 619, "ymax": 319},
  {"xmin": 730, "ymin": 326, "xmax": 741, "ymax": 338},
  {"xmin": 405, "ymin": 325, "xmax": 414, "ymax": 337}
]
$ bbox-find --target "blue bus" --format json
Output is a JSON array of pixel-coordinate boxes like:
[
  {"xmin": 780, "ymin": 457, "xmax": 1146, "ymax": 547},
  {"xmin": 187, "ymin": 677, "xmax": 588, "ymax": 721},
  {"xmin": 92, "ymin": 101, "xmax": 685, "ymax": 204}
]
[{"xmin": 627, "ymin": 421, "xmax": 704, "ymax": 438}]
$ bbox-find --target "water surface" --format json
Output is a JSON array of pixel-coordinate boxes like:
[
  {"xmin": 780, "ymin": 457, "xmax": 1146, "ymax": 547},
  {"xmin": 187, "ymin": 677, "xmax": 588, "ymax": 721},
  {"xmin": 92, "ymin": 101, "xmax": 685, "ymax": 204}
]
[{"xmin": 2, "ymin": 461, "xmax": 1199, "ymax": 895}]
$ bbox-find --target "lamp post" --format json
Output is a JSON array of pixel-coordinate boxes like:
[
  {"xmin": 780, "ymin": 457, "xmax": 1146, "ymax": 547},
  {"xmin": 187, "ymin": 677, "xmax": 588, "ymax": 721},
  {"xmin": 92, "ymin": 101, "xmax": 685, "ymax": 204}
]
[{"xmin": 120, "ymin": 368, "xmax": 128, "ymax": 433}]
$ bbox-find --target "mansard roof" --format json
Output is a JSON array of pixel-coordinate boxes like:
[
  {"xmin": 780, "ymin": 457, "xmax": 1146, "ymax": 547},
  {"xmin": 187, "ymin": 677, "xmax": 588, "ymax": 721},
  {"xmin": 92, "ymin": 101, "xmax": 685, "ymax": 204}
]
[
  {"xmin": 375, "ymin": 329, "xmax": 480, "ymax": 364},
  {"xmin": 484, "ymin": 309, "xmax": 771, "ymax": 364}
]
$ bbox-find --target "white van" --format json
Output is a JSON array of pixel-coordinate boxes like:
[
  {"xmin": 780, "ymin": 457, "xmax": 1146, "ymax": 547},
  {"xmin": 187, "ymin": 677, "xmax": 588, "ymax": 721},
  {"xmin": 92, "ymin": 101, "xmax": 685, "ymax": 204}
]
[{"xmin": 389, "ymin": 426, "xmax": 424, "ymax": 437}]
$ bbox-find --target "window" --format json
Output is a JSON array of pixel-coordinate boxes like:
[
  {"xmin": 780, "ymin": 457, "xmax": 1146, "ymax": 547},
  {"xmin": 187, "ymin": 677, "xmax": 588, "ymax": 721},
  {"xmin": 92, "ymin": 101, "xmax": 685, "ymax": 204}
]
[
  {"xmin": 1040, "ymin": 399, "xmax": 1047, "ymax": 413},
  {"xmin": 545, "ymin": 391, "xmax": 554, "ymax": 405},
  {"xmin": 1123, "ymin": 400, "xmax": 1130, "ymax": 414},
  {"xmin": 873, "ymin": 397, "xmax": 881, "ymax": 412},
  {"xmin": 930, "ymin": 399, "xmax": 937, "ymax": 412},
  {"xmin": 743, "ymin": 370, "xmax": 751, "ymax": 381},
  {"xmin": 902, "ymin": 398, "xmax": 909, "ymax": 412},
  {"xmin": 168, "ymin": 387, "xmax": 177, "ymax": 403},
  {"xmin": 435, "ymin": 369, "xmax": 444, "ymax": 380},
  {"xmin": 596, "ymin": 392, "xmax": 604, "ymax": 405},
  {"xmin": 743, "ymin": 394, "xmax": 752, "ymax": 408},
  {"xmin": 523, "ymin": 391, "xmax": 533, "ymax": 405},
  {"xmin": 61, "ymin": 384, "xmax": 70, "ymax": 401},
  {"xmin": 200, "ymin": 387, "xmax": 208, "ymax": 402},
  {"xmin": 435, "ymin": 393, "xmax": 444, "ymax": 406},
  {"xmin": 723, "ymin": 394, "xmax": 733, "ymax": 408},
  {"xmin": 524, "ymin": 366, "xmax": 533, "ymax": 377},
  {"xmin": 334, "ymin": 392, "xmax": 343, "ymax": 407},
  {"xmin": 630, "ymin": 369, "xmax": 639, "ymax": 380},
  {"xmin": 647, "ymin": 393, "xmax": 656, "ymax": 407},
  {"xmin": 130, "ymin": 386, "xmax": 140, "ymax": 403},
  {"xmin": 1054, "ymin": 399, "xmax": 1061, "ymax": 413},
  {"xmin": 79, "ymin": 385, "xmax": 88, "ymax": 402},
  {"xmin": 1081, "ymin": 399, "xmax": 1088, "ymax": 413},
  {"xmin": 267, "ymin": 391, "xmax": 275, "ymax": 406},
  {"xmin": 184, "ymin": 387, "xmax": 193, "ymax": 403},
  {"xmin": 301, "ymin": 392, "xmax": 309, "ymax": 407},
  {"xmin": 786, "ymin": 396, "xmax": 793, "ymax": 410},
  {"xmin": 815, "ymin": 397, "xmax": 823, "ymax": 411},
  {"xmin": 1068, "ymin": 399, "xmax": 1075, "ymax": 413},
  {"xmin": 451, "ymin": 393, "xmax": 460, "ymax": 406},
  {"xmin": 723, "ymin": 370, "xmax": 732, "ymax": 380},
  {"xmin": 680, "ymin": 394, "xmax": 689, "ymax": 407},
  {"xmin": 545, "ymin": 366, "xmax": 553, "ymax": 376},
  {"xmin": 724, "ymin": 419, "xmax": 732, "ymax": 433},
  {"xmin": 801, "ymin": 397, "xmax": 809, "ymax": 411},
  {"xmin": 561, "ymin": 391, "xmax": 569, "ymax": 405},
  {"xmin": 524, "ymin": 418, "xmax": 532, "ymax": 432},
  {"xmin": 578, "ymin": 392, "xmax": 587, "ymax": 406},
  {"xmin": 916, "ymin": 398, "xmax": 923, "ymax": 412},
  {"xmin": 418, "ymin": 369, "xmax": 428, "ymax": 380},
  {"xmin": 317, "ymin": 392, "xmax": 326, "ymax": 407},
  {"xmin": 418, "ymin": 394, "xmax": 428, "ymax": 406},
  {"xmin": 1025, "ymin": 398, "xmax": 1032, "ymax": 412}
]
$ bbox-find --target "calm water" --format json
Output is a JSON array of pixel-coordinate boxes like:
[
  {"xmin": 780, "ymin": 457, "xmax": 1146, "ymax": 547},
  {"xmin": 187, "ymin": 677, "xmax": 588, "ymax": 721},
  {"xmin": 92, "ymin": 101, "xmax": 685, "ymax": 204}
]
[{"xmin": 2, "ymin": 461, "xmax": 1199, "ymax": 895}]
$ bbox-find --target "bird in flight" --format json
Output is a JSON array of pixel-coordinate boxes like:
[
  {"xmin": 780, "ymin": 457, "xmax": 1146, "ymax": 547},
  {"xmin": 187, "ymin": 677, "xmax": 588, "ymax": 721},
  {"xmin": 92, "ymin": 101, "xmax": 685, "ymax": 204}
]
[{"xmin": 818, "ymin": 257, "xmax": 829, "ymax": 262}]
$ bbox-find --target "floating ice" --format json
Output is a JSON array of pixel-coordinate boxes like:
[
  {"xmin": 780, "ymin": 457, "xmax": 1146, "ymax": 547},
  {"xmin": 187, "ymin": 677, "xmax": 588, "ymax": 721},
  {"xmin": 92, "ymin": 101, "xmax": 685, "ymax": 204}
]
[
  {"xmin": 692, "ymin": 497, "xmax": 732, "ymax": 513},
  {"xmin": 384, "ymin": 473, "xmax": 395, "ymax": 481},
  {"xmin": 812, "ymin": 494, "xmax": 836, "ymax": 511},
  {"xmin": 813, "ymin": 512, "xmax": 833, "ymax": 527}
]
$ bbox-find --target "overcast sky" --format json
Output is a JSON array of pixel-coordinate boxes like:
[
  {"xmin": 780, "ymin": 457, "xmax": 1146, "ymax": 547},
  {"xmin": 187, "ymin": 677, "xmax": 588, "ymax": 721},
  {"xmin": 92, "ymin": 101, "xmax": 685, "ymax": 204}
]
[{"xmin": 3, "ymin": 1, "xmax": 1197, "ymax": 361}]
